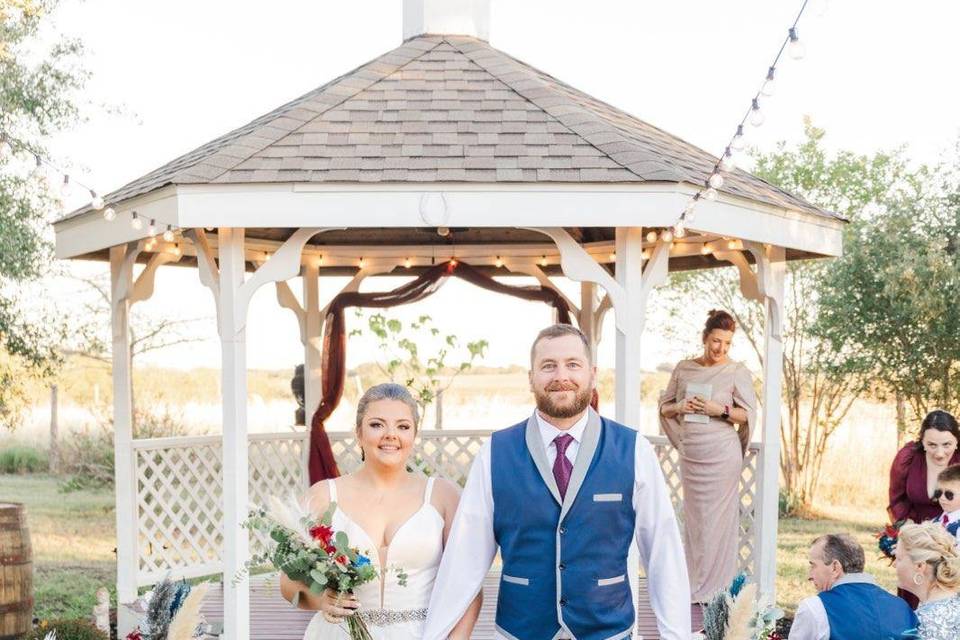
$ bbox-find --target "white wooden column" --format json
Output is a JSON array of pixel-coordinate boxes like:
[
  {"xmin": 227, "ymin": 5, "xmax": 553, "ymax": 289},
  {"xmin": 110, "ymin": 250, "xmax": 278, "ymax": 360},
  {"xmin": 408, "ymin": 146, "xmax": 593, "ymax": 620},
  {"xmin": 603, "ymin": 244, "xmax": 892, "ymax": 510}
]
[
  {"xmin": 110, "ymin": 243, "xmax": 139, "ymax": 637},
  {"xmin": 218, "ymin": 227, "xmax": 250, "ymax": 640},
  {"xmin": 755, "ymin": 245, "xmax": 785, "ymax": 597},
  {"xmin": 579, "ymin": 282, "xmax": 599, "ymax": 362},
  {"xmin": 303, "ymin": 262, "xmax": 323, "ymax": 420}
]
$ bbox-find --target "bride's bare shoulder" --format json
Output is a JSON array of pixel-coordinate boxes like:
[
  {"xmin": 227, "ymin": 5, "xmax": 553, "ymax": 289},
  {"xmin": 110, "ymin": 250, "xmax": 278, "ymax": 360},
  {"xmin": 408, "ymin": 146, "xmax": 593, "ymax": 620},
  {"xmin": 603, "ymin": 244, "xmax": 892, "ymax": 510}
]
[{"xmin": 430, "ymin": 477, "xmax": 462, "ymax": 518}]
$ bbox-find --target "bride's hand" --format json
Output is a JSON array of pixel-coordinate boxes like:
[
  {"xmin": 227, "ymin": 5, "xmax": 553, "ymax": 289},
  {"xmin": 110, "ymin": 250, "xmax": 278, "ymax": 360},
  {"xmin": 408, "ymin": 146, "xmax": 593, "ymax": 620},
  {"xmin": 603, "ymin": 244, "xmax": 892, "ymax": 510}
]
[{"xmin": 319, "ymin": 589, "xmax": 360, "ymax": 622}]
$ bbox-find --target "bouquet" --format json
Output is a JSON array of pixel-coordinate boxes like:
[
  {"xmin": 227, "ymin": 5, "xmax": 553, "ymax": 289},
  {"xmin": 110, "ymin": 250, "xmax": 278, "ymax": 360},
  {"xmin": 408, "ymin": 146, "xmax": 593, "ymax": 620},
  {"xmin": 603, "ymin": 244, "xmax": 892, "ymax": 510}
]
[
  {"xmin": 696, "ymin": 573, "xmax": 783, "ymax": 640},
  {"xmin": 125, "ymin": 576, "xmax": 209, "ymax": 640},
  {"xmin": 876, "ymin": 519, "xmax": 906, "ymax": 561},
  {"xmin": 241, "ymin": 494, "xmax": 406, "ymax": 640}
]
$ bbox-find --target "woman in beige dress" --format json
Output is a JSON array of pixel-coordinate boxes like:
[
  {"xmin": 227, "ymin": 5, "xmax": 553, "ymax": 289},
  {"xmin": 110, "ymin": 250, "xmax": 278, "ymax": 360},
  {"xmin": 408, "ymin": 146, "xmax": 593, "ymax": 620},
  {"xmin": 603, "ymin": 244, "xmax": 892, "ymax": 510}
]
[{"xmin": 659, "ymin": 309, "xmax": 757, "ymax": 602}]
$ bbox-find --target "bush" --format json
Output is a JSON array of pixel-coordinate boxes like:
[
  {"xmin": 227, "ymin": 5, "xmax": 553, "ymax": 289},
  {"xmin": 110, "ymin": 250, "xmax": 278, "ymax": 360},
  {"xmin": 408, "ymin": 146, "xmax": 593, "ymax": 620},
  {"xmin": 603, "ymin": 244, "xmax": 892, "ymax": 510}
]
[
  {"xmin": 0, "ymin": 445, "xmax": 48, "ymax": 473},
  {"xmin": 26, "ymin": 618, "xmax": 108, "ymax": 640},
  {"xmin": 59, "ymin": 404, "xmax": 191, "ymax": 492}
]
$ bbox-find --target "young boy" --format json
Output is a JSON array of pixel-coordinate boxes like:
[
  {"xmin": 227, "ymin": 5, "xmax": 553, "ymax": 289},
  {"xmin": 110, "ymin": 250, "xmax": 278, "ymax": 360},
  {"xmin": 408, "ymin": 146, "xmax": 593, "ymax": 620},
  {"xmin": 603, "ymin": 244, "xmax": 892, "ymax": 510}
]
[{"xmin": 933, "ymin": 464, "xmax": 960, "ymax": 541}]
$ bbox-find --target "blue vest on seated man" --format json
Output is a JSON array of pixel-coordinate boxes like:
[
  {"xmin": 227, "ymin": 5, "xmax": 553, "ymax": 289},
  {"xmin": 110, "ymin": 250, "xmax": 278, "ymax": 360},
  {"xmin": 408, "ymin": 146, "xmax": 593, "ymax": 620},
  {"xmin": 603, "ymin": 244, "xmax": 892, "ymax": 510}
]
[
  {"xmin": 491, "ymin": 408, "xmax": 637, "ymax": 640},
  {"xmin": 817, "ymin": 575, "xmax": 917, "ymax": 640}
]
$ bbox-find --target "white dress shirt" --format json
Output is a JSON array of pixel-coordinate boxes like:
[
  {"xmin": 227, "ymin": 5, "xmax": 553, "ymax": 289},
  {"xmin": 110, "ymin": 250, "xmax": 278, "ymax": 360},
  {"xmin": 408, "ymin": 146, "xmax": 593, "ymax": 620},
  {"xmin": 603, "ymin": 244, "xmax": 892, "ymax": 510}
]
[
  {"xmin": 788, "ymin": 573, "xmax": 879, "ymax": 640},
  {"xmin": 422, "ymin": 410, "xmax": 691, "ymax": 640}
]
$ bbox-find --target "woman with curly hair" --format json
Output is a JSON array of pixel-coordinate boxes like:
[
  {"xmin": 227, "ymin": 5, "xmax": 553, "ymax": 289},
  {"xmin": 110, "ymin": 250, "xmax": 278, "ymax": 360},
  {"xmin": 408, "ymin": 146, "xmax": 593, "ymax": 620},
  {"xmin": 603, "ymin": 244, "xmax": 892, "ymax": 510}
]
[{"xmin": 895, "ymin": 521, "xmax": 960, "ymax": 638}]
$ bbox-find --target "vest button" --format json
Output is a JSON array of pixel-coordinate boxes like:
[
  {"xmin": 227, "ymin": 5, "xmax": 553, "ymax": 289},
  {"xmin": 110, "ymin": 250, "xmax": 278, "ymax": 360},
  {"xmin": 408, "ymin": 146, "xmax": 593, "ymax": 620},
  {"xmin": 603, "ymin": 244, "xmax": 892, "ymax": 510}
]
[
  {"xmin": 559, "ymin": 526, "xmax": 567, "ymax": 535},
  {"xmin": 559, "ymin": 563, "xmax": 566, "ymax": 570},
  {"xmin": 560, "ymin": 598, "xmax": 568, "ymax": 607}
]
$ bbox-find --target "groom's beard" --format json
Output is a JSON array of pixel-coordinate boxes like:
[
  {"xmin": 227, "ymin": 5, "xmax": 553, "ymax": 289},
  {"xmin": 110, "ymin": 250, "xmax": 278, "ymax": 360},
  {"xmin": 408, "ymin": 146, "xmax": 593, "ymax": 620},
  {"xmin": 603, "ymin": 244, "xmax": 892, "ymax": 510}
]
[{"xmin": 534, "ymin": 382, "xmax": 593, "ymax": 419}]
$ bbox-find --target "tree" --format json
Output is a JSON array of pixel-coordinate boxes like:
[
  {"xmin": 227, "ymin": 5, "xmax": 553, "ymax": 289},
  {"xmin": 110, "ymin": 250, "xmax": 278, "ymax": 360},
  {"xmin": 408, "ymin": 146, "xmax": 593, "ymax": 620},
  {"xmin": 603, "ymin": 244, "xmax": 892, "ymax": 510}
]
[
  {"xmin": 351, "ymin": 311, "xmax": 488, "ymax": 429},
  {"xmin": 0, "ymin": 0, "xmax": 87, "ymax": 428},
  {"xmin": 662, "ymin": 119, "xmax": 924, "ymax": 512},
  {"xmin": 815, "ymin": 157, "xmax": 960, "ymax": 434}
]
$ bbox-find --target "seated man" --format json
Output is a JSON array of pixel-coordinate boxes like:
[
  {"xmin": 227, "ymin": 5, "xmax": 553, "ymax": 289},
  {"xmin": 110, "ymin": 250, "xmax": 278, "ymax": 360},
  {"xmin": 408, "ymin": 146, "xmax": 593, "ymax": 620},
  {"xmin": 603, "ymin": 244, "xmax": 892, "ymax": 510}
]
[{"xmin": 788, "ymin": 533, "xmax": 916, "ymax": 640}]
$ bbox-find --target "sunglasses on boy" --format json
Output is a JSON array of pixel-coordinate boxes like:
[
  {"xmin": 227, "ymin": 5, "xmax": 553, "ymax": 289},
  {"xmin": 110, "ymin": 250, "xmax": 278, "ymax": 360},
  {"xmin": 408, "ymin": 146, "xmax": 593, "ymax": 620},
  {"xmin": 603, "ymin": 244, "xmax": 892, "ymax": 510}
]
[{"xmin": 933, "ymin": 489, "xmax": 956, "ymax": 501}]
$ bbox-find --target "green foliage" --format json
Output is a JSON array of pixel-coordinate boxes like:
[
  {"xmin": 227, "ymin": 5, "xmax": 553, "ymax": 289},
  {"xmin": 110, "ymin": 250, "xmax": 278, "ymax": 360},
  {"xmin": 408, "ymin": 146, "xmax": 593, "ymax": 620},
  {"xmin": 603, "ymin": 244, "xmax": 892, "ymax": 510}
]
[
  {"xmin": 1, "ymin": 0, "xmax": 89, "ymax": 429},
  {"xmin": 0, "ymin": 443, "xmax": 47, "ymax": 472},
  {"xmin": 351, "ymin": 311, "xmax": 488, "ymax": 427},
  {"xmin": 26, "ymin": 618, "xmax": 108, "ymax": 640}
]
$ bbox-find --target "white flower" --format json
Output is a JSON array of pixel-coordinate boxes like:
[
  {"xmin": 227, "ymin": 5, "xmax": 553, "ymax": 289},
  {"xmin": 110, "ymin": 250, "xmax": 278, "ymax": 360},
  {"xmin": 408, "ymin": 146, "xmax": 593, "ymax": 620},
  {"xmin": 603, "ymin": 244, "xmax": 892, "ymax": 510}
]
[{"xmin": 265, "ymin": 493, "xmax": 317, "ymax": 547}]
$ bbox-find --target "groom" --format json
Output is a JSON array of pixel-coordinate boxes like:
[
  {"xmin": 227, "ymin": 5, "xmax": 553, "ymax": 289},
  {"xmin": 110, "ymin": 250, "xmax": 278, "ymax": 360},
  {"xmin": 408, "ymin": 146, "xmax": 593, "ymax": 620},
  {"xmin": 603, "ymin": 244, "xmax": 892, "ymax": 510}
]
[{"xmin": 423, "ymin": 324, "xmax": 690, "ymax": 640}]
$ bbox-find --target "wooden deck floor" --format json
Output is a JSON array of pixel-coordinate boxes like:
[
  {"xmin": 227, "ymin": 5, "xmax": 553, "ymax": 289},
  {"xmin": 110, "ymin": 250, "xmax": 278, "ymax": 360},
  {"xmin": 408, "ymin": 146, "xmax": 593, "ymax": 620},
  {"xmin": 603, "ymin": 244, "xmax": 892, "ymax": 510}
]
[{"xmin": 200, "ymin": 573, "xmax": 701, "ymax": 639}]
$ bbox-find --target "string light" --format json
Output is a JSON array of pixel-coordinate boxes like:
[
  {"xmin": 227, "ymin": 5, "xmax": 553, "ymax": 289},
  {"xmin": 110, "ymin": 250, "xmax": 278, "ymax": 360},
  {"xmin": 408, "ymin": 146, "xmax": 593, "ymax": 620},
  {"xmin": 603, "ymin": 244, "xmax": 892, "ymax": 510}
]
[
  {"xmin": 450, "ymin": 257, "xmax": 458, "ymax": 267},
  {"xmin": 494, "ymin": 256, "xmax": 503, "ymax": 268},
  {"xmin": 60, "ymin": 174, "xmax": 71, "ymax": 198},
  {"xmin": 89, "ymin": 190, "xmax": 104, "ymax": 210},
  {"xmin": 102, "ymin": 207, "xmax": 116, "ymax": 222},
  {"xmin": 609, "ymin": 252, "xmax": 616, "ymax": 262},
  {"xmin": 358, "ymin": 257, "xmax": 365, "ymax": 269},
  {"xmin": 437, "ymin": 226, "xmax": 450, "ymax": 237},
  {"xmin": 641, "ymin": 249, "xmax": 651, "ymax": 260},
  {"xmin": 147, "ymin": 219, "xmax": 157, "ymax": 236},
  {"xmin": 318, "ymin": 254, "xmax": 325, "ymax": 266},
  {"xmin": 540, "ymin": 255, "xmax": 548, "ymax": 267},
  {"xmin": 701, "ymin": 244, "xmax": 712, "ymax": 255},
  {"xmin": 404, "ymin": 257, "xmax": 413, "ymax": 269},
  {"xmin": 788, "ymin": 27, "xmax": 806, "ymax": 59},
  {"xmin": 130, "ymin": 211, "xmax": 143, "ymax": 230},
  {"xmin": 646, "ymin": 230, "xmax": 658, "ymax": 243},
  {"xmin": 162, "ymin": 225, "xmax": 175, "ymax": 242},
  {"xmin": 673, "ymin": 221, "xmax": 686, "ymax": 238},
  {"xmin": 761, "ymin": 67, "xmax": 777, "ymax": 97},
  {"xmin": 667, "ymin": 0, "xmax": 811, "ymax": 236},
  {"xmin": 661, "ymin": 229, "xmax": 674, "ymax": 243},
  {"xmin": 170, "ymin": 243, "xmax": 182, "ymax": 257}
]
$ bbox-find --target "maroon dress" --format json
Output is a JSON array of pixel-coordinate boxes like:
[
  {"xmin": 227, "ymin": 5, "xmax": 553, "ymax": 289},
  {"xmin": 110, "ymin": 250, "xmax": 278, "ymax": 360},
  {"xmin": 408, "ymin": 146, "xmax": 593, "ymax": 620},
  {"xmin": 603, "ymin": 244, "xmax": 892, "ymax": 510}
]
[{"xmin": 887, "ymin": 443, "xmax": 960, "ymax": 608}]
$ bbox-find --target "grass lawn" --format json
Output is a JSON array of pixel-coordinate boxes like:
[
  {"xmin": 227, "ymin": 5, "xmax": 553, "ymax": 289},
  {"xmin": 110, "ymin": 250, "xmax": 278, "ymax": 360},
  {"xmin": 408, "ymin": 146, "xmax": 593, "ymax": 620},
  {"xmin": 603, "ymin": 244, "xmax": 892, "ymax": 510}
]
[{"xmin": 3, "ymin": 473, "xmax": 896, "ymax": 623}]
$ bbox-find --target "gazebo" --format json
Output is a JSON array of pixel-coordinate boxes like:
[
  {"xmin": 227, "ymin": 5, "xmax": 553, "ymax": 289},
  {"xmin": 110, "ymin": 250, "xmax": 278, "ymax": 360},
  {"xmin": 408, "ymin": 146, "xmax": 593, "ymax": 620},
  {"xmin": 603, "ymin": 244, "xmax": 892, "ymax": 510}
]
[{"xmin": 53, "ymin": 2, "xmax": 843, "ymax": 638}]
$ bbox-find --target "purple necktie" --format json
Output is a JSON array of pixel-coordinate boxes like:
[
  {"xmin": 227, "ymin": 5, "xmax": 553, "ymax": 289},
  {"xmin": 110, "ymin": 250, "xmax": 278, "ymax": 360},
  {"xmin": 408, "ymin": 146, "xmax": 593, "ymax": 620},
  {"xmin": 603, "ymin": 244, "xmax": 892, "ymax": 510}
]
[{"xmin": 553, "ymin": 434, "xmax": 574, "ymax": 499}]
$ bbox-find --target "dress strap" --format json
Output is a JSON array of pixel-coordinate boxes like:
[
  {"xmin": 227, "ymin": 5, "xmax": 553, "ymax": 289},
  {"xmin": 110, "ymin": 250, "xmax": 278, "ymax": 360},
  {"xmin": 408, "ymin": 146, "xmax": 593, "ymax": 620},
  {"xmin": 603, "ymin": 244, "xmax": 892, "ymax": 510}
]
[
  {"xmin": 327, "ymin": 478, "xmax": 338, "ymax": 502},
  {"xmin": 423, "ymin": 477, "xmax": 435, "ymax": 504}
]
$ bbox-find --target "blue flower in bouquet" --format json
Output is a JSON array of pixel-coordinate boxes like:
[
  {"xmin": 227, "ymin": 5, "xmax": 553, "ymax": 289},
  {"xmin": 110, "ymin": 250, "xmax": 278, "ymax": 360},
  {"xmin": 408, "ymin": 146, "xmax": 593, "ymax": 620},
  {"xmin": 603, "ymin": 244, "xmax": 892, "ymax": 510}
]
[{"xmin": 356, "ymin": 554, "xmax": 371, "ymax": 567}]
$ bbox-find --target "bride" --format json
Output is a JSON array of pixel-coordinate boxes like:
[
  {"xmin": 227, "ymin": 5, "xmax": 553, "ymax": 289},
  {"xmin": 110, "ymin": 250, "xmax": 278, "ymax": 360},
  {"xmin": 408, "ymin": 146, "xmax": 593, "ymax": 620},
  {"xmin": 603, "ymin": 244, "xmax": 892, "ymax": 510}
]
[{"xmin": 280, "ymin": 383, "xmax": 481, "ymax": 639}]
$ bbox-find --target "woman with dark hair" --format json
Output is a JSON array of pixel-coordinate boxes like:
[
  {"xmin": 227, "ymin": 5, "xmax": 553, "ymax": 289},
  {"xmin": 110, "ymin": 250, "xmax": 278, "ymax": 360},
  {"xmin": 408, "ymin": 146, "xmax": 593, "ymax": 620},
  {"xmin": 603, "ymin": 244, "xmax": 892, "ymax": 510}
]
[
  {"xmin": 889, "ymin": 409, "xmax": 960, "ymax": 609},
  {"xmin": 889, "ymin": 410, "xmax": 960, "ymax": 525},
  {"xmin": 659, "ymin": 309, "xmax": 757, "ymax": 602}
]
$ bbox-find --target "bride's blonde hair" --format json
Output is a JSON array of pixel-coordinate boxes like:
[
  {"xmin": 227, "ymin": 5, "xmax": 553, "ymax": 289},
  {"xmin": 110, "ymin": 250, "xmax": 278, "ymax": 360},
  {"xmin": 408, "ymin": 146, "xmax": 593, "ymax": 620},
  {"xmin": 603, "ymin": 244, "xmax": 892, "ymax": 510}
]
[{"xmin": 898, "ymin": 522, "xmax": 960, "ymax": 590}]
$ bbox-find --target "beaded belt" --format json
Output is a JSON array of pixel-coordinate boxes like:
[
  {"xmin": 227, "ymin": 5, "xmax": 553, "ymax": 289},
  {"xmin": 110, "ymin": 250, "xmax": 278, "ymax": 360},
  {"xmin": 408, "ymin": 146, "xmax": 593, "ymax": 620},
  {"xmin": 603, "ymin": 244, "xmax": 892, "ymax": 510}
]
[{"xmin": 357, "ymin": 607, "xmax": 428, "ymax": 626}]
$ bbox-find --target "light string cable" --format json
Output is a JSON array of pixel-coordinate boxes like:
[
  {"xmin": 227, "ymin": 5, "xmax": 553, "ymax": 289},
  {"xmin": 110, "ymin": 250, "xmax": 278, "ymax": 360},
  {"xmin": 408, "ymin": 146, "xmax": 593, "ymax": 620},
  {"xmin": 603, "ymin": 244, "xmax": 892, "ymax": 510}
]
[{"xmin": 670, "ymin": 0, "xmax": 811, "ymax": 239}]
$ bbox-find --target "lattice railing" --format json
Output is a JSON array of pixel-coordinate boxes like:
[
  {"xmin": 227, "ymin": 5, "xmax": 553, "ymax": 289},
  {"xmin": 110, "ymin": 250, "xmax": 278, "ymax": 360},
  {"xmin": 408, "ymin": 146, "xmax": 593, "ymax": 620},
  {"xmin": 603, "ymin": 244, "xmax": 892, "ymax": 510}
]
[{"xmin": 131, "ymin": 429, "xmax": 760, "ymax": 585}]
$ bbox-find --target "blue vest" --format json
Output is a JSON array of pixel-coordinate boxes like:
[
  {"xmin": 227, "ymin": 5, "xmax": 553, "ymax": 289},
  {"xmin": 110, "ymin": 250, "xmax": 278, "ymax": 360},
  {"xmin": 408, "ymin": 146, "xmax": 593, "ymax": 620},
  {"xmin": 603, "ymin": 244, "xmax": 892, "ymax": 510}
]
[
  {"xmin": 818, "ymin": 581, "xmax": 917, "ymax": 640},
  {"xmin": 491, "ymin": 411, "xmax": 637, "ymax": 640}
]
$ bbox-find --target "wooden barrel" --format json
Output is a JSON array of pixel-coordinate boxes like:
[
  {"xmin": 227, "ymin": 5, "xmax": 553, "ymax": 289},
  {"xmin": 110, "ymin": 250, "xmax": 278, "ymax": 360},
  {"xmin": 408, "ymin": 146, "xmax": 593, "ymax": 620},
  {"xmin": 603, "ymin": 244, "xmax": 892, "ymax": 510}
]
[{"xmin": 0, "ymin": 503, "xmax": 32, "ymax": 640}]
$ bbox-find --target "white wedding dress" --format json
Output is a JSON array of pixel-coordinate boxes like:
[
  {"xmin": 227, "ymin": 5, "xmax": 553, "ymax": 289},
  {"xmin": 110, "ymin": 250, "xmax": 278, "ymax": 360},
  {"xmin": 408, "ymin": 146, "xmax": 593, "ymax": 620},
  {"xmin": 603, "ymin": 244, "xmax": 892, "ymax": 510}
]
[{"xmin": 303, "ymin": 477, "xmax": 444, "ymax": 640}]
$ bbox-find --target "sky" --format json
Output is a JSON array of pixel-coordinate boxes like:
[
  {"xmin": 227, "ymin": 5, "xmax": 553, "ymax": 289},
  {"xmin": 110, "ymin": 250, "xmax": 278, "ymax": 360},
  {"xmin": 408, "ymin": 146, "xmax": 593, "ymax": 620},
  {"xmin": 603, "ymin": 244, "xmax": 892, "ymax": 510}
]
[{"xmin": 37, "ymin": 0, "xmax": 960, "ymax": 373}]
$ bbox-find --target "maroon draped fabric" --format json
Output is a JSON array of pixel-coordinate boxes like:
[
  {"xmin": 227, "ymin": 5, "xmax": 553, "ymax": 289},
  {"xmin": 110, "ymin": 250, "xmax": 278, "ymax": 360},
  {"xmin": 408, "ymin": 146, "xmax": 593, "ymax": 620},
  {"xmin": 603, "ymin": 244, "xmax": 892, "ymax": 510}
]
[{"xmin": 309, "ymin": 261, "xmax": 573, "ymax": 483}]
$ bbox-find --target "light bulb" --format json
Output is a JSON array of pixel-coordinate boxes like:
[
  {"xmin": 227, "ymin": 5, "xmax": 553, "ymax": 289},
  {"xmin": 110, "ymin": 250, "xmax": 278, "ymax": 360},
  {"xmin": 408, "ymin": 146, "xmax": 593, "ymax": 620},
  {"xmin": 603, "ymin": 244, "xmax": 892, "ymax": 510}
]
[
  {"xmin": 147, "ymin": 219, "xmax": 157, "ymax": 236},
  {"xmin": 102, "ymin": 207, "xmax": 116, "ymax": 221},
  {"xmin": 318, "ymin": 254, "xmax": 324, "ymax": 266},
  {"xmin": 673, "ymin": 222, "xmax": 686, "ymax": 238},
  {"xmin": 130, "ymin": 212, "xmax": 143, "ymax": 230},
  {"xmin": 684, "ymin": 200, "xmax": 697, "ymax": 218},
  {"xmin": 646, "ymin": 230, "xmax": 658, "ymax": 243},
  {"xmin": 788, "ymin": 28, "xmax": 806, "ymax": 60},
  {"xmin": 761, "ymin": 67, "xmax": 776, "ymax": 97},
  {"xmin": 170, "ymin": 244, "xmax": 182, "ymax": 257},
  {"xmin": 540, "ymin": 255, "xmax": 548, "ymax": 267},
  {"xmin": 731, "ymin": 125, "xmax": 746, "ymax": 151},
  {"xmin": 701, "ymin": 244, "xmax": 712, "ymax": 255},
  {"xmin": 609, "ymin": 252, "xmax": 616, "ymax": 262},
  {"xmin": 162, "ymin": 226, "xmax": 175, "ymax": 242},
  {"xmin": 719, "ymin": 150, "xmax": 736, "ymax": 173},
  {"xmin": 450, "ymin": 257, "xmax": 458, "ymax": 267},
  {"xmin": 404, "ymin": 257, "xmax": 412, "ymax": 269},
  {"xmin": 641, "ymin": 249, "xmax": 651, "ymax": 260},
  {"xmin": 727, "ymin": 239, "xmax": 739, "ymax": 250},
  {"xmin": 709, "ymin": 173, "xmax": 724, "ymax": 189},
  {"xmin": 60, "ymin": 175, "xmax": 71, "ymax": 198},
  {"xmin": 495, "ymin": 256, "xmax": 503, "ymax": 268},
  {"xmin": 90, "ymin": 190, "xmax": 104, "ymax": 210},
  {"xmin": 661, "ymin": 230, "xmax": 674, "ymax": 243},
  {"xmin": 358, "ymin": 257, "xmax": 365, "ymax": 269},
  {"xmin": 750, "ymin": 99, "xmax": 765, "ymax": 127},
  {"xmin": 437, "ymin": 226, "xmax": 450, "ymax": 237},
  {"xmin": 704, "ymin": 188, "xmax": 718, "ymax": 201}
]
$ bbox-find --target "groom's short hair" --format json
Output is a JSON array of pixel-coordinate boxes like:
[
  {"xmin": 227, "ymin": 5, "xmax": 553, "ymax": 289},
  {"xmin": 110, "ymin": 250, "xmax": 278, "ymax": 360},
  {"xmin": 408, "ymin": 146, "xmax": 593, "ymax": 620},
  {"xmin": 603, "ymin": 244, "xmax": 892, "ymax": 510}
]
[
  {"xmin": 812, "ymin": 533, "xmax": 865, "ymax": 573},
  {"xmin": 530, "ymin": 324, "xmax": 592, "ymax": 366}
]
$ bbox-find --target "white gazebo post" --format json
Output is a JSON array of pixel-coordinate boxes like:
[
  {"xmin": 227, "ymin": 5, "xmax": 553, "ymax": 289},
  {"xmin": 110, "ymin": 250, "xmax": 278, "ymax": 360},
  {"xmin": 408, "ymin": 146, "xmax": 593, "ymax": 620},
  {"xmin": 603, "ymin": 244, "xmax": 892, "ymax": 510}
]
[
  {"xmin": 303, "ymin": 261, "xmax": 323, "ymax": 419},
  {"xmin": 579, "ymin": 282, "xmax": 599, "ymax": 362},
  {"xmin": 218, "ymin": 227, "xmax": 251, "ymax": 640},
  {"xmin": 110, "ymin": 243, "xmax": 139, "ymax": 636},
  {"xmin": 755, "ymin": 244, "xmax": 786, "ymax": 597}
]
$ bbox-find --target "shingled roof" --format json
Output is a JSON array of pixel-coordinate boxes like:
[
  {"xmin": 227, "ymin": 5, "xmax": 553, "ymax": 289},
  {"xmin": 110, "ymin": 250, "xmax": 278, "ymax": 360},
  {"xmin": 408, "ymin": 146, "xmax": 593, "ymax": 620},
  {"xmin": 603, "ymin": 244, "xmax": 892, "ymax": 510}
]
[{"xmin": 64, "ymin": 34, "xmax": 833, "ymax": 221}]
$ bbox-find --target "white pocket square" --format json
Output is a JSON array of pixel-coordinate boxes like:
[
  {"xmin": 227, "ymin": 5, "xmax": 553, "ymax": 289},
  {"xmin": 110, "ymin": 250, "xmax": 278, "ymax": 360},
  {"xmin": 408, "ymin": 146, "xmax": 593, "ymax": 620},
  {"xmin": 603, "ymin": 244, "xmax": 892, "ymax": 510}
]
[{"xmin": 593, "ymin": 493, "xmax": 623, "ymax": 502}]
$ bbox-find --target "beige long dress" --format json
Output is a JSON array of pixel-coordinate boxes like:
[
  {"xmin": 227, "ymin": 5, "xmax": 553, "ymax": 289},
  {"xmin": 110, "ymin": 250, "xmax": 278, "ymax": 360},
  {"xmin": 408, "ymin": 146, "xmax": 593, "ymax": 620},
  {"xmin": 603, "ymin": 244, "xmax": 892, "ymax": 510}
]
[{"xmin": 658, "ymin": 359, "xmax": 757, "ymax": 602}]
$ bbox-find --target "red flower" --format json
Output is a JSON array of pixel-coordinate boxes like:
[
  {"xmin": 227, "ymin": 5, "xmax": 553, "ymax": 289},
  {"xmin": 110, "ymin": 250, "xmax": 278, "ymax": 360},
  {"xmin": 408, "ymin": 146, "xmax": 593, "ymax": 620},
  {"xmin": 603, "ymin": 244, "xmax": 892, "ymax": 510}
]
[
  {"xmin": 335, "ymin": 554, "xmax": 349, "ymax": 566},
  {"xmin": 310, "ymin": 524, "xmax": 335, "ymax": 552},
  {"xmin": 126, "ymin": 631, "xmax": 143, "ymax": 640}
]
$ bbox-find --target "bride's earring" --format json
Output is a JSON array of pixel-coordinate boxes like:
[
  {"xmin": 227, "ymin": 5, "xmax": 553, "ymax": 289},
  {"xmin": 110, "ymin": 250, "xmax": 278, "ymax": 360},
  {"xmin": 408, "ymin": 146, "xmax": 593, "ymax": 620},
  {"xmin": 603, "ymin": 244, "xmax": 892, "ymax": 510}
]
[{"xmin": 914, "ymin": 573, "xmax": 924, "ymax": 586}]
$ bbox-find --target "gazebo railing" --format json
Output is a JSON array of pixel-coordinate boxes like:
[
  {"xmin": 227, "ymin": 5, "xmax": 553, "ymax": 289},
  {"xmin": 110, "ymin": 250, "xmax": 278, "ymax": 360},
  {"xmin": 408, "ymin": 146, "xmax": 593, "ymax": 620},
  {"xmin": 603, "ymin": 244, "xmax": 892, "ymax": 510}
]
[{"xmin": 130, "ymin": 429, "xmax": 760, "ymax": 587}]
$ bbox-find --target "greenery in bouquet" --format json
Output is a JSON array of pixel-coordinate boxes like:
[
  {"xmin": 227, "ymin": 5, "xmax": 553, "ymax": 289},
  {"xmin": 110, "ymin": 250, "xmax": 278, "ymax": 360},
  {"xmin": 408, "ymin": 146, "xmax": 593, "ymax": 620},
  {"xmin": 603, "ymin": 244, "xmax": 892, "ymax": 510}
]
[
  {"xmin": 242, "ymin": 495, "xmax": 407, "ymax": 640},
  {"xmin": 699, "ymin": 573, "xmax": 783, "ymax": 640}
]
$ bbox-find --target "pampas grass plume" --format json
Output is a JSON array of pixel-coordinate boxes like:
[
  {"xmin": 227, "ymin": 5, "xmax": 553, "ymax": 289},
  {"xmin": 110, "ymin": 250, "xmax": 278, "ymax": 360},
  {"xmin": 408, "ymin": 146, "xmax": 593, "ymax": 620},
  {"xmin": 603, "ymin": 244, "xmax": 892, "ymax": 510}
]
[
  {"xmin": 167, "ymin": 582, "xmax": 209, "ymax": 640},
  {"xmin": 724, "ymin": 582, "xmax": 757, "ymax": 640}
]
